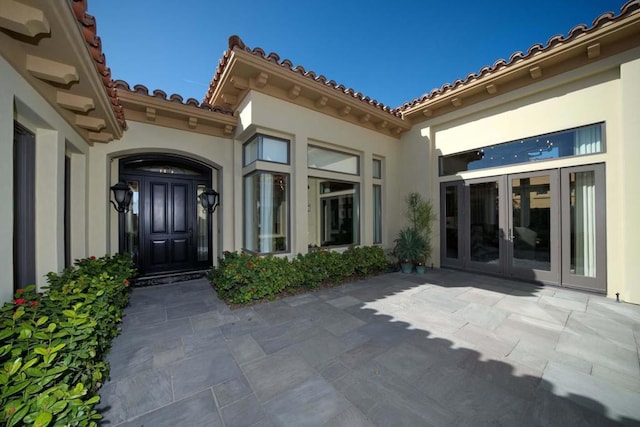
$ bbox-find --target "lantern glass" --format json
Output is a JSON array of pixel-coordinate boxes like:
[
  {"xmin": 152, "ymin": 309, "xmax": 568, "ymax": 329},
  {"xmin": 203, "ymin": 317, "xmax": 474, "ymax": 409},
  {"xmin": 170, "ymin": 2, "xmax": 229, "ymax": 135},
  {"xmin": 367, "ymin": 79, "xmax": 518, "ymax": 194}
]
[{"xmin": 199, "ymin": 188, "xmax": 219, "ymax": 213}]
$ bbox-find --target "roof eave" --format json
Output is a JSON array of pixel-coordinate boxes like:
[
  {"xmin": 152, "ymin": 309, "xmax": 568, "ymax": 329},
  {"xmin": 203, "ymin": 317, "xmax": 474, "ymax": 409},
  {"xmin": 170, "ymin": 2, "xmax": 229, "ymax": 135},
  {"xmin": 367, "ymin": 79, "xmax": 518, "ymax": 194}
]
[
  {"xmin": 205, "ymin": 39, "xmax": 410, "ymax": 139},
  {"xmin": 401, "ymin": 1, "xmax": 640, "ymax": 123}
]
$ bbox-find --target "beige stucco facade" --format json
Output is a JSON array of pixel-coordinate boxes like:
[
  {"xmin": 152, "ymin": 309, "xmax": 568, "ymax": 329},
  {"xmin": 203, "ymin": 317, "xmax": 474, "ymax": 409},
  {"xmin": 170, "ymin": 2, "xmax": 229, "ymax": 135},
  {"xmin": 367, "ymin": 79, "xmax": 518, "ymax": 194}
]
[
  {"xmin": 1, "ymin": 0, "xmax": 639, "ymax": 304},
  {"xmin": 403, "ymin": 50, "xmax": 640, "ymax": 302},
  {"xmin": 0, "ymin": 54, "xmax": 91, "ymax": 300}
]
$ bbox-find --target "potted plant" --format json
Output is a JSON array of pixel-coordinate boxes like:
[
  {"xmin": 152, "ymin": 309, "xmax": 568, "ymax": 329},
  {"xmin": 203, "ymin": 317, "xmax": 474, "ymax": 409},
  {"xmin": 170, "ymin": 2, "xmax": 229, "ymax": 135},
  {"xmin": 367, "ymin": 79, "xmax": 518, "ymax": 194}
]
[
  {"xmin": 414, "ymin": 254, "xmax": 426, "ymax": 275},
  {"xmin": 394, "ymin": 192, "xmax": 436, "ymax": 274},
  {"xmin": 393, "ymin": 227, "xmax": 427, "ymax": 273}
]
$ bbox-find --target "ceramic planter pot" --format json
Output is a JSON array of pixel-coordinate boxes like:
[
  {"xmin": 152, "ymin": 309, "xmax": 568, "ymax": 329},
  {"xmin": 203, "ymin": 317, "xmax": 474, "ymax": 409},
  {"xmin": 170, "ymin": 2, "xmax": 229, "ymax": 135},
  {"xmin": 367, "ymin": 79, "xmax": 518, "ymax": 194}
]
[{"xmin": 400, "ymin": 262, "xmax": 413, "ymax": 274}]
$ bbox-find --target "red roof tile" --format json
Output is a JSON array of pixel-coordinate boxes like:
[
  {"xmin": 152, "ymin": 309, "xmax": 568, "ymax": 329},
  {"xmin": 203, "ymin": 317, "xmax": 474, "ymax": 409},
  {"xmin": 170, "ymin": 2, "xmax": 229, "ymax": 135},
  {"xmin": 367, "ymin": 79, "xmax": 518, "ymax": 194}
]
[
  {"xmin": 396, "ymin": 0, "xmax": 640, "ymax": 112},
  {"xmin": 113, "ymin": 80, "xmax": 234, "ymax": 115},
  {"xmin": 71, "ymin": 0, "xmax": 127, "ymax": 130},
  {"xmin": 204, "ymin": 36, "xmax": 403, "ymax": 118}
]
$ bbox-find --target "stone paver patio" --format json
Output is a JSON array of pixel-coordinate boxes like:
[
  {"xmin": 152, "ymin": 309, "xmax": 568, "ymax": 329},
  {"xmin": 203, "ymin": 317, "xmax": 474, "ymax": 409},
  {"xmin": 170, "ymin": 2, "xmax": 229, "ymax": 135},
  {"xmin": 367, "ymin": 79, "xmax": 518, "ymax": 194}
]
[{"xmin": 98, "ymin": 269, "xmax": 640, "ymax": 426}]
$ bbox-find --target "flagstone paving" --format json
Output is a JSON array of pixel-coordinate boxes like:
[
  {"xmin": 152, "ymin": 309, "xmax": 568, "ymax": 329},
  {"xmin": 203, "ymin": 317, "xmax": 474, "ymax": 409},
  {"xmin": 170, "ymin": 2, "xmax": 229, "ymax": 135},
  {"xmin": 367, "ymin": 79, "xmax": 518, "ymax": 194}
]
[{"xmin": 98, "ymin": 270, "xmax": 640, "ymax": 426}]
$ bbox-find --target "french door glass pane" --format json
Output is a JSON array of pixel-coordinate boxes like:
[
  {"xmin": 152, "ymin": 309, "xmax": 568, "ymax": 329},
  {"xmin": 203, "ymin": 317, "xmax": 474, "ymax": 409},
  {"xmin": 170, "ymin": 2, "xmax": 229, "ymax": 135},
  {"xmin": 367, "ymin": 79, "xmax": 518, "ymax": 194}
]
[
  {"xmin": 570, "ymin": 171, "xmax": 596, "ymax": 277},
  {"xmin": 444, "ymin": 185, "xmax": 459, "ymax": 259},
  {"xmin": 469, "ymin": 182, "xmax": 500, "ymax": 264},
  {"xmin": 511, "ymin": 176, "xmax": 551, "ymax": 271}
]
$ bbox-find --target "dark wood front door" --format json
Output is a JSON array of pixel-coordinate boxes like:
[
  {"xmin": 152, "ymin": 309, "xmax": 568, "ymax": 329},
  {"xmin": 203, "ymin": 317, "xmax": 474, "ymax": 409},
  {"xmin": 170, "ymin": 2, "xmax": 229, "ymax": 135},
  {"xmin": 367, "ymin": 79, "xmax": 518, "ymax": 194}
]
[
  {"xmin": 119, "ymin": 155, "xmax": 213, "ymax": 277},
  {"xmin": 142, "ymin": 176, "xmax": 196, "ymax": 275}
]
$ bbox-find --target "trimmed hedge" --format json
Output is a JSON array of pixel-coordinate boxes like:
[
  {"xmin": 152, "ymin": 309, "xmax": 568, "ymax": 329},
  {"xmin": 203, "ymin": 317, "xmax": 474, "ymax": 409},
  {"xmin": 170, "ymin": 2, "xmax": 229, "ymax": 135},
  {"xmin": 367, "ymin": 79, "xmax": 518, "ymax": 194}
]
[
  {"xmin": 209, "ymin": 246, "xmax": 389, "ymax": 304},
  {"xmin": 0, "ymin": 254, "xmax": 135, "ymax": 427}
]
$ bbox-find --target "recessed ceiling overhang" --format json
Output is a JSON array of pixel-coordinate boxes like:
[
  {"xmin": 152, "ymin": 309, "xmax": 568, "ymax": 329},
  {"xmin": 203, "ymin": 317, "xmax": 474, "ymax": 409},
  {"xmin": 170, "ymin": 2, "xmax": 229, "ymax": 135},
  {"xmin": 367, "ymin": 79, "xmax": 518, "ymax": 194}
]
[{"xmin": 0, "ymin": 0, "xmax": 125, "ymax": 144}]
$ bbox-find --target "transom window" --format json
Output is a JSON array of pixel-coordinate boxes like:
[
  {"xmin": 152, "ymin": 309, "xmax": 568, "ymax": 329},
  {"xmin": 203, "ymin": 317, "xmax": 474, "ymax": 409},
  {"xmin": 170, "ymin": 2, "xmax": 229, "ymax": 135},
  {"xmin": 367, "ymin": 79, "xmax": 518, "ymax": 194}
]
[
  {"xmin": 439, "ymin": 123, "xmax": 604, "ymax": 176},
  {"xmin": 373, "ymin": 158, "xmax": 382, "ymax": 179},
  {"xmin": 243, "ymin": 134, "xmax": 289, "ymax": 166},
  {"xmin": 308, "ymin": 145, "xmax": 359, "ymax": 175}
]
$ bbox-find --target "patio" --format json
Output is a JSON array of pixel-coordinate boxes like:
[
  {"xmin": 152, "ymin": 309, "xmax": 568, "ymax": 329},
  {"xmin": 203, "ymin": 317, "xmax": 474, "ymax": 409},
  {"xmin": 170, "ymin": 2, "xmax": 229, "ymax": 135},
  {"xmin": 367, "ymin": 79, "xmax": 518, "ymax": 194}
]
[{"xmin": 98, "ymin": 270, "xmax": 640, "ymax": 426}]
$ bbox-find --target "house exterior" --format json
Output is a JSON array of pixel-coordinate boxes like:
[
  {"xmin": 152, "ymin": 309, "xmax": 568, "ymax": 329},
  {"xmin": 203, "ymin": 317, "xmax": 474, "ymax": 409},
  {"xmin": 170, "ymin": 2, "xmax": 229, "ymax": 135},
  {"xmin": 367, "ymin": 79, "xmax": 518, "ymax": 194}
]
[{"xmin": 1, "ymin": 0, "xmax": 639, "ymax": 303}]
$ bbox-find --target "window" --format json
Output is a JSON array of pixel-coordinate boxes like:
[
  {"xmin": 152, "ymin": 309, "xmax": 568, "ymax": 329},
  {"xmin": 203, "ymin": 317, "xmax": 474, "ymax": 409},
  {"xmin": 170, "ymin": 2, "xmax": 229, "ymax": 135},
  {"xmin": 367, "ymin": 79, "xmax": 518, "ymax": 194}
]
[
  {"xmin": 373, "ymin": 158, "xmax": 382, "ymax": 179},
  {"xmin": 244, "ymin": 172, "xmax": 289, "ymax": 253},
  {"xmin": 373, "ymin": 157, "xmax": 383, "ymax": 244},
  {"xmin": 308, "ymin": 145, "xmax": 359, "ymax": 175},
  {"xmin": 373, "ymin": 185, "xmax": 382, "ymax": 244},
  {"xmin": 13, "ymin": 122, "xmax": 36, "ymax": 291},
  {"xmin": 308, "ymin": 178, "xmax": 359, "ymax": 247},
  {"xmin": 439, "ymin": 123, "xmax": 604, "ymax": 176},
  {"xmin": 243, "ymin": 134, "xmax": 289, "ymax": 166}
]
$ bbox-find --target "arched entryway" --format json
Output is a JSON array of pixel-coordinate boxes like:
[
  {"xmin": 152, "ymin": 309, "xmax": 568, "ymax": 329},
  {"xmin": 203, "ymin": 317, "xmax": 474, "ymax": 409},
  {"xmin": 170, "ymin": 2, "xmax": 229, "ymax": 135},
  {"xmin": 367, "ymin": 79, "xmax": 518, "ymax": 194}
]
[{"xmin": 118, "ymin": 154, "xmax": 216, "ymax": 276}]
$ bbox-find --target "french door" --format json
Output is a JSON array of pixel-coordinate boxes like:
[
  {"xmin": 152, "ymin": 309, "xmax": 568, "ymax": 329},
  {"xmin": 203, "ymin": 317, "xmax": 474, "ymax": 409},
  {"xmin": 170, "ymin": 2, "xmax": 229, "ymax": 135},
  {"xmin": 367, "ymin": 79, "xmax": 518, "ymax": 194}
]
[
  {"xmin": 507, "ymin": 170, "xmax": 560, "ymax": 283},
  {"xmin": 440, "ymin": 164, "xmax": 605, "ymax": 292}
]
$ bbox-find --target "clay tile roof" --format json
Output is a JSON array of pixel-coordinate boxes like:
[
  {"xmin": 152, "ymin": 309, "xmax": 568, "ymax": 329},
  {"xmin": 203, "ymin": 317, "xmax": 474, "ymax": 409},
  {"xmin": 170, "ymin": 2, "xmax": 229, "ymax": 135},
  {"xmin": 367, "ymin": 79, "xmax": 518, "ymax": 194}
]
[
  {"xmin": 396, "ymin": 0, "xmax": 640, "ymax": 112},
  {"xmin": 203, "ymin": 36, "xmax": 403, "ymax": 118},
  {"xmin": 113, "ymin": 80, "xmax": 234, "ymax": 116},
  {"xmin": 71, "ymin": 0, "xmax": 127, "ymax": 130}
]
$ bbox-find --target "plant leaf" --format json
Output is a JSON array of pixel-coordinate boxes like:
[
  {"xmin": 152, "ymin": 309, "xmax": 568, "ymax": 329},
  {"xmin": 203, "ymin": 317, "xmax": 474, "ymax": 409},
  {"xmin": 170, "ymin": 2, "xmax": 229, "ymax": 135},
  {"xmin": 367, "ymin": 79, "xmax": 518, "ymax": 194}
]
[{"xmin": 34, "ymin": 411, "xmax": 52, "ymax": 427}]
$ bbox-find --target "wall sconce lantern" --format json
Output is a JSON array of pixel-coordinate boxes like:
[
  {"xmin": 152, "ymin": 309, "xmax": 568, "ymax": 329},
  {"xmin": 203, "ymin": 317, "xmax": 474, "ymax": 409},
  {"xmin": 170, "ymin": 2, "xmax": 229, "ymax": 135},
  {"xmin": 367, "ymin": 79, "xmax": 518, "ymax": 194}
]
[
  {"xmin": 199, "ymin": 187, "xmax": 219, "ymax": 213},
  {"xmin": 110, "ymin": 181, "xmax": 133, "ymax": 213}
]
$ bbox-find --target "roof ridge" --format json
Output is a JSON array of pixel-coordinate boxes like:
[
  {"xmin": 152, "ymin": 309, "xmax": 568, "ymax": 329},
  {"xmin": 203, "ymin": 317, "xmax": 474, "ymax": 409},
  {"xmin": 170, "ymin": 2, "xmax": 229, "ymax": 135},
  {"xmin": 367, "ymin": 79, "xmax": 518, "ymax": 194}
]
[
  {"xmin": 396, "ymin": 0, "xmax": 640, "ymax": 112},
  {"xmin": 204, "ymin": 36, "xmax": 403, "ymax": 118},
  {"xmin": 114, "ymin": 80, "xmax": 234, "ymax": 115}
]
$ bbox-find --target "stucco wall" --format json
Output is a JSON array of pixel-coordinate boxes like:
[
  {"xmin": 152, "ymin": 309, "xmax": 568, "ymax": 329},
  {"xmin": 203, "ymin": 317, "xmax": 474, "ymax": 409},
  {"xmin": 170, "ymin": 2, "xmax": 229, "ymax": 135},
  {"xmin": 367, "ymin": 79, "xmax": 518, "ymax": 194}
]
[
  {"xmin": 236, "ymin": 91, "xmax": 402, "ymax": 256},
  {"xmin": 86, "ymin": 121, "xmax": 234, "ymax": 260},
  {"xmin": 408, "ymin": 48, "xmax": 640, "ymax": 303},
  {"xmin": 619, "ymin": 57, "xmax": 640, "ymax": 304},
  {"xmin": 0, "ymin": 55, "xmax": 90, "ymax": 301}
]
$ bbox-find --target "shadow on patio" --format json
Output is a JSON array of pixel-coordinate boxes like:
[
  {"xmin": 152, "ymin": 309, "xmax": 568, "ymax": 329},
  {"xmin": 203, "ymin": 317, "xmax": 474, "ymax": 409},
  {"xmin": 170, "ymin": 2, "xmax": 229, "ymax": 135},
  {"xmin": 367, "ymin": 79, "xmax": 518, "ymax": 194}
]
[{"xmin": 98, "ymin": 269, "xmax": 640, "ymax": 426}]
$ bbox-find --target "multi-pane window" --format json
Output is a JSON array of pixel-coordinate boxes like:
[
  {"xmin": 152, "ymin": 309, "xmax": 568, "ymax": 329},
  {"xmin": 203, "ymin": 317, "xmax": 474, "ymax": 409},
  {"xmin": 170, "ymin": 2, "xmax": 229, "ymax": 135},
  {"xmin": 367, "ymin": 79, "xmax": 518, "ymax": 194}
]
[
  {"xmin": 307, "ymin": 145, "xmax": 361, "ymax": 248},
  {"xmin": 243, "ymin": 134, "xmax": 291, "ymax": 254}
]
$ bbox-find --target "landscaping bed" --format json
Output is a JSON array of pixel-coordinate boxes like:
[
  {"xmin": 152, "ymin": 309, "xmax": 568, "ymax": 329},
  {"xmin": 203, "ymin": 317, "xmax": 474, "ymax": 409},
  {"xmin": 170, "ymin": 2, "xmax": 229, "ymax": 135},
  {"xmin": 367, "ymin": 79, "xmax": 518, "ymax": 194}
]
[
  {"xmin": 0, "ymin": 254, "xmax": 135, "ymax": 427},
  {"xmin": 209, "ymin": 246, "xmax": 390, "ymax": 306}
]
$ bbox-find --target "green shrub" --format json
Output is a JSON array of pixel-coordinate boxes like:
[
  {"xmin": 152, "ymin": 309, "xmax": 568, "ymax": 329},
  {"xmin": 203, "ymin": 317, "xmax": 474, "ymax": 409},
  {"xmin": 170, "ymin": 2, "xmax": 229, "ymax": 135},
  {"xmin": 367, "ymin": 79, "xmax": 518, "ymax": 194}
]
[
  {"xmin": 210, "ymin": 252, "xmax": 297, "ymax": 304},
  {"xmin": 210, "ymin": 246, "xmax": 388, "ymax": 304},
  {"xmin": 343, "ymin": 246, "xmax": 388, "ymax": 276},
  {"xmin": 0, "ymin": 253, "xmax": 135, "ymax": 427}
]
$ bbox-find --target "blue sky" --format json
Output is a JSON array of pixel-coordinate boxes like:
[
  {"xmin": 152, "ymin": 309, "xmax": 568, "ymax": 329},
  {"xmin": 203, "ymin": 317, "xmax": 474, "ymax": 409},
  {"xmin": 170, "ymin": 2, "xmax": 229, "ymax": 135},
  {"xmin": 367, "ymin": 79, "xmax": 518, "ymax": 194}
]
[{"xmin": 89, "ymin": 1, "xmax": 626, "ymax": 108}]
